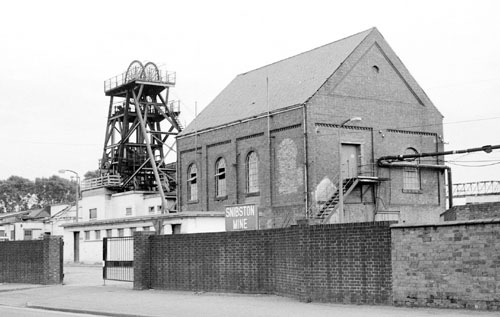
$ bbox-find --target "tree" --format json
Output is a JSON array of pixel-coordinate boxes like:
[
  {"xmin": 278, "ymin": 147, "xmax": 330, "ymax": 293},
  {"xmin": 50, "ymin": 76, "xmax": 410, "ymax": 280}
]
[
  {"xmin": 0, "ymin": 176, "xmax": 34, "ymax": 212},
  {"xmin": 0, "ymin": 175, "xmax": 74, "ymax": 213},
  {"xmin": 84, "ymin": 170, "xmax": 100, "ymax": 180},
  {"xmin": 34, "ymin": 176, "xmax": 74, "ymax": 206}
]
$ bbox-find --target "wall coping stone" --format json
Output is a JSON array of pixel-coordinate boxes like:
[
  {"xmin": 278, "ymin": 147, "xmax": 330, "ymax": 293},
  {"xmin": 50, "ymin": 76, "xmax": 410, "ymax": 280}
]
[{"xmin": 391, "ymin": 218, "xmax": 500, "ymax": 229}]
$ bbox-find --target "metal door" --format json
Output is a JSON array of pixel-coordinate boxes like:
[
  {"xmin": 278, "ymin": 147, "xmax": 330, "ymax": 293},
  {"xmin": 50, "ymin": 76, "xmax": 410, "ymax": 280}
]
[
  {"xmin": 341, "ymin": 144, "xmax": 360, "ymax": 179},
  {"xmin": 103, "ymin": 236, "xmax": 134, "ymax": 282}
]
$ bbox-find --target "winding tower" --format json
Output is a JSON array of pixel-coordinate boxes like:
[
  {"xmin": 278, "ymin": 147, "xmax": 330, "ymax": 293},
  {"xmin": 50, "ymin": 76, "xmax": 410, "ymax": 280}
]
[{"xmin": 99, "ymin": 60, "xmax": 182, "ymax": 211}]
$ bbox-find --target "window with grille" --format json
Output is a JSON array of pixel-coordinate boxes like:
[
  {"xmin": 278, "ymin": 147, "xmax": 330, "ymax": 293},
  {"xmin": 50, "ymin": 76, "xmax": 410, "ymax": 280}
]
[
  {"xmin": 24, "ymin": 229, "xmax": 33, "ymax": 240},
  {"xmin": 215, "ymin": 158, "xmax": 226, "ymax": 197},
  {"xmin": 403, "ymin": 148, "xmax": 421, "ymax": 191},
  {"xmin": 247, "ymin": 151, "xmax": 259, "ymax": 193},
  {"xmin": 188, "ymin": 164, "xmax": 198, "ymax": 201}
]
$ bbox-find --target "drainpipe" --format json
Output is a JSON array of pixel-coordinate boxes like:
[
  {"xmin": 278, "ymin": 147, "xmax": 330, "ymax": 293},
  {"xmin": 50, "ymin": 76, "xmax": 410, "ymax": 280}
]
[{"xmin": 302, "ymin": 104, "xmax": 309, "ymax": 218}]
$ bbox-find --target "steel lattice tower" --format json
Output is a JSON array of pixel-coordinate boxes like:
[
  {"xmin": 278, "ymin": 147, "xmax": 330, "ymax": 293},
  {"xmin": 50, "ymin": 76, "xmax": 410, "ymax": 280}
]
[{"xmin": 100, "ymin": 60, "xmax": 182, "ymax": 211}]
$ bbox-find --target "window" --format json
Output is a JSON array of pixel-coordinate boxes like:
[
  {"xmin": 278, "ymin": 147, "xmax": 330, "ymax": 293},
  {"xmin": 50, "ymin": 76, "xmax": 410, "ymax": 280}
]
[
  {"xmin": 403, "ymin": 148, "xmax": 421, "ymax": 191},
  {"xmin": 130, "ymin": 227, "xmax": 136, "ymax": 234},
  {"xmin": 125, "ymin": 207, "xmax": 132, "ymax": 216},
  {"xmin": 148, "ymin": 206, "xmax": 155, "ymax": 214},
  {"xmin": 24, "ymin": 229, "xmax": 33, "ymax": 240},
  {"xmin": 95, "ymin": 230, "xmax": 101, "ymax": 240},
  {"xmin": 215, "ymin": 158, "xmax": 226, "ymax": 197},
  {"xmin": 171, "ymin": 224, "xmax": 181, "ymax": 234},
  {"xmin": 84, "ymin": 231, "xmax": 90, "ymax": 240},
  {"xmin": 157, "ymin": 205, "xmax": 162, "ymax": 213},
  {"xmin": 246, "ymin": 151, "xmax": 259, "ymax": 193},
  {"xmin": 118, "ymin": 228, "xmax": 124, "ymax": 237},
  {"xmin": 187, "ymin": 164, "xmax": 198, "ymax": 201},
  {"xmin": 106, "ymin": 229, "xmax": 112, "ymax": 238},
  {"xmin": 143, "ymin": 226, "xmax": 151, "ymax": 231},
  {"xmin": 89, "ymin": 208, "xmax": 97, "ymax": 220}
]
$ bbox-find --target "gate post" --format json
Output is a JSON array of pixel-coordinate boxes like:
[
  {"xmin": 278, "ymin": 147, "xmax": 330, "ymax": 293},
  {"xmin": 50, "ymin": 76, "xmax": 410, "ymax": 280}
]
[{"xmin": 133, "ymin": 231, "xmax": 154, "ymax": 290}]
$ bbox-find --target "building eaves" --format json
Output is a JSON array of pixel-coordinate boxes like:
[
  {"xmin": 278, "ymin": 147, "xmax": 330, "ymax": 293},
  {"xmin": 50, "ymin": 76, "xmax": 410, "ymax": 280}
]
[{"xmin": 62, "ymin": 211, "xmax": 225, "ymax": 228}]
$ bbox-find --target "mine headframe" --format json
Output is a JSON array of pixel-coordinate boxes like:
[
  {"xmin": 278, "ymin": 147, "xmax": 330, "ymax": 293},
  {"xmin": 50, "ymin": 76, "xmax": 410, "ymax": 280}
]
[{"xmin": 100, "ymin": 61, "xmax": 182, "ymax": 202}]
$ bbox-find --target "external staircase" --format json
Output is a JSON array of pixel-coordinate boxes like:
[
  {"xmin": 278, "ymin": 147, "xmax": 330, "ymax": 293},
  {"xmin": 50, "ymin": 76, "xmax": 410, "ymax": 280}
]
[{"xmin": 313, "ymin": 176, "xmax": 383, "ymax": 224}]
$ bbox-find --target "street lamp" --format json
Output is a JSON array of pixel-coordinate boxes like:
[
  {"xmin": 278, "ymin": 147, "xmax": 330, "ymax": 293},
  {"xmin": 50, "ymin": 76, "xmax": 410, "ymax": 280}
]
[
  {"xmin": 338, "ymin": 117, "xmax": 362, "ymax": 223},
  {"xmin": 59, "ymin": 169, "xmax": 80, "ymax": 223}
]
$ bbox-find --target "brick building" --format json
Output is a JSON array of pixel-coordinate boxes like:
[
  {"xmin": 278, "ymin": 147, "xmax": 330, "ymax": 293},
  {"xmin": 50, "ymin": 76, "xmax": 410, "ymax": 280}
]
[{"xmin": 177, "ymin": 28, "xmax": 446, "ymax": 228}]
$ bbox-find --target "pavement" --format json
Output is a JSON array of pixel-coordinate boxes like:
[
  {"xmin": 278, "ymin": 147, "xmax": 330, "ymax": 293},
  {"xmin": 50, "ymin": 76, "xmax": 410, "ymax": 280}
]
[{"xmin": 0, "ymin": 265, "xmax": 498, "ymax": 317}]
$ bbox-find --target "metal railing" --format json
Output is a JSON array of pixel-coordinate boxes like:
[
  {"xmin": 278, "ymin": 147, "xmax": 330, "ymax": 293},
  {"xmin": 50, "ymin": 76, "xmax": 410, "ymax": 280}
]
[
  {"xmin": 104, "ymin": 68, "xmax": 176, "ymax": 92},
  {"xmin": 80, "ymin": 174, "xmax": 122, "ymax": 191},
  {"xmin": 103, "ymin": 236, "xmax": 134, "ymax": 282},
  {"xmin": 449, "ymin": 180, "xmax": 500, "ymax": 198}
]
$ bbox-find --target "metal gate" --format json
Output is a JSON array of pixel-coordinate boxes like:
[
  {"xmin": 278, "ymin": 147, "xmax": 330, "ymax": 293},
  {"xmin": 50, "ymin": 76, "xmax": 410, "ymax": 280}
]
[{"xmin": 103, "ymin": 236, "xmax": 134, "ymax": 282}]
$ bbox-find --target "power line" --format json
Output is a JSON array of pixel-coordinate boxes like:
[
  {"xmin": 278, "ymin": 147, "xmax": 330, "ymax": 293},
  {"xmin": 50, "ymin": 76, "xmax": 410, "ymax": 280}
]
[{"xmin": 447, "ymin": 161, "xmax": 500, "ymax": 167}]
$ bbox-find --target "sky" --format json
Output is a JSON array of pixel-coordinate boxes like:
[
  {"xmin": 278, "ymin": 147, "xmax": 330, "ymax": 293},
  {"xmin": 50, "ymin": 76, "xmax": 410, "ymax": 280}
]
[{"xmin": 1, "ymin": 0, "xmax": 499, "ymax": 185}]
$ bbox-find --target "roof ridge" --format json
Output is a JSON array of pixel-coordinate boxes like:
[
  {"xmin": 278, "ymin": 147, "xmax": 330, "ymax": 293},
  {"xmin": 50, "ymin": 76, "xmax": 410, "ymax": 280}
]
[{"xmin": 237, "ymin": 27, "xmax": 375, "ymax": 77}]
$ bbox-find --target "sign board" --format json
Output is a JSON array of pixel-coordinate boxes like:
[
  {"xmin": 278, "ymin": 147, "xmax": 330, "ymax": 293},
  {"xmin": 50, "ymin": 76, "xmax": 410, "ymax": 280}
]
[{"xmin": 225, "ymin": 204, "xmax": 258, "ymax": 231}]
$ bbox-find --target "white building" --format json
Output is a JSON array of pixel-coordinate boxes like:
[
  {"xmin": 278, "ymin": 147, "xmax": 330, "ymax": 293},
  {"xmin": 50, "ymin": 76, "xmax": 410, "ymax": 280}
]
[
  {"xmin": 0, "ymin": 204, "xmax": 72, "ymax": 241},
  {"xmin": 62, "ymin": 187, "xmax": 225, "ymax": 264}
]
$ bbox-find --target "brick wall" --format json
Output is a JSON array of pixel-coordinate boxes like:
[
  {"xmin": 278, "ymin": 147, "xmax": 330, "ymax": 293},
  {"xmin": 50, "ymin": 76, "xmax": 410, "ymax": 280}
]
[
  {"xmin": 134, "ymin": 222, "xmax": 393, "ymax": 304},
  {"xmin": 392, "ymin": 220, "xmax": 500, "ymax": 310},
  {"xmin": 177, "ymin": 109, "xmax": 305, "ymax": 228},
  {"xmin": 0, "ymin": 236, "xmax": 63, "ymax": 284},
  {"xmin": 442, "ymin": 202, "xmax": 500, "ymax": 221}
]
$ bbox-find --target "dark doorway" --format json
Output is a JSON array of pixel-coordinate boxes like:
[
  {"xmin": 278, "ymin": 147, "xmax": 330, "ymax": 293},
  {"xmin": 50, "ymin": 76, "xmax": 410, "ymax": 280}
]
[{"xmin": 73, "ymin": 231, "xmax": 80, "ymax": 262}]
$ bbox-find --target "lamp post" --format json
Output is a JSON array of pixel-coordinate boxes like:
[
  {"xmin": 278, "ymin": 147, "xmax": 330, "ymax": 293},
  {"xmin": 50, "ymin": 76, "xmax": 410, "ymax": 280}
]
[
  {"xmin": 59, "ymin": 169, "xmax": 79, "ymax": 223},
  {"xmin": 338, "ymin": 117, "xmax": 362, "ymax": 223}
]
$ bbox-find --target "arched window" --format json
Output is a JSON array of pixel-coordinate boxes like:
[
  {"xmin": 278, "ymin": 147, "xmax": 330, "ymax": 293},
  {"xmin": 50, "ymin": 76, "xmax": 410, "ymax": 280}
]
[
  {"xmin": 215, "ymin": 158, "xmax": 226, "ymax": 197},
  {"xmin": 246, "ymin": 151, "xmax": 259, "ymax": 193},
  {"xmin": 187, "ymin": 164, "xmax": 198, "ymax": 201},
  {"xmin": 403, "ymin": 148, "xmax": 420, "ymax": 191}
]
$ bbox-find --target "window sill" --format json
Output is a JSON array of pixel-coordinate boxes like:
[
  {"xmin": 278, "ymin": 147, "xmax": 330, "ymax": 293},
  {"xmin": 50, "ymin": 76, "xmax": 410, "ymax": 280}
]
[
  {"xmin": 215, "ymin": 196, "xmax": 228, "ymax": 201},
  {"xmin": 187, "ymin": 200, "xmax": 199, "ymax": 204},
  {"xmin": 246, "ymin": 192, "xmax": 260, "ymax": 198},
  {"xmin": 402, "ymin": 189, "xmax": 422, "ymax": 194}
]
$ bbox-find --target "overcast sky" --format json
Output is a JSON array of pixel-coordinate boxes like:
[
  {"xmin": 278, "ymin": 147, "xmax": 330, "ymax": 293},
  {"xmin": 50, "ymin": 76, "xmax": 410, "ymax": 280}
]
[{"xmin": 1, "ymin": 0, "xmax": 499, "ymax": 185}]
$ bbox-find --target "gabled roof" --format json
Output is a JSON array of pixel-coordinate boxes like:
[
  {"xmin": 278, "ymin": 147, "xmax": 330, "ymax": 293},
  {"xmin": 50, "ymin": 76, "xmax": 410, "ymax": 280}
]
[{"xmin": 180, "ymin": 28, "xmax": 374, "ymax": 135}]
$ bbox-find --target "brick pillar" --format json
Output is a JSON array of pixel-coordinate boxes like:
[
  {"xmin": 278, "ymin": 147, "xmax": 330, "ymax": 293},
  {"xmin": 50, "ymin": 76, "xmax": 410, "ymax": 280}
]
[
  {"xmin": 42, "ymin": 235, "xmax": 64, "ymax": 284},
  {"xmin": 134, "ymin": 231, "xmax": 154, "ymax": 290}
]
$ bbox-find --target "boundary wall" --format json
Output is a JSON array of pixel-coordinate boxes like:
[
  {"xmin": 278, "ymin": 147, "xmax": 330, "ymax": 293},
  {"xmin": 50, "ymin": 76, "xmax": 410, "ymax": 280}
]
[
  {"xmin": 134, "ymin": 222, "xmax": 393, "ymax": 304},
  {"xmin": 0, "ymin": 236, "xmax": 63, "ymax": 284},
  {"xmin": 392, "ymin": 219, "xmax": 500, "ymax": 310},
  {"xmin": 442, "ymin": 202, "xmax": 500, "ymax": 221}
]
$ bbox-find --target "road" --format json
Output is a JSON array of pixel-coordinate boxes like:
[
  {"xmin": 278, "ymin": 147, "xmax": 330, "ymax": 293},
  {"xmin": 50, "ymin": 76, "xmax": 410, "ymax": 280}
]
[{"xmin": 0, "ymin": 305, "xmax": 102, "ymax": 316}]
